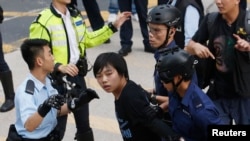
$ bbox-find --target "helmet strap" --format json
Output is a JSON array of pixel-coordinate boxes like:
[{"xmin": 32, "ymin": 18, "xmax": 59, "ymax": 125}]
[
  {"xmin": 165, "ymin": 28, "xmax": 171, "ymax": 46},
  {"xmin": 158, "ymin": 27, "xmax": 171, "ymax": 50},
  {"xmin": 172, "ymin": 77, "xmax": 183, "ymax": 94}
]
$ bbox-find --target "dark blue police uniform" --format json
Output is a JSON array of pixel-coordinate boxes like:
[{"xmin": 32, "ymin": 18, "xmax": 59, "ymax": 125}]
[{"xmin": 168, "ymin": 81, "xmax": 223, "ymax": 141}]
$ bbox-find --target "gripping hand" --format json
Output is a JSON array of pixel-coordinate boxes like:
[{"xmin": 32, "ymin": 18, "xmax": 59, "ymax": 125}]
[
  {"xmin": 38, "ymin": 95, "xmax": 65, "ymax": 117},
  {"xmin": 68, "ymin": 88, "xmax": 99, "ymax": 111}
]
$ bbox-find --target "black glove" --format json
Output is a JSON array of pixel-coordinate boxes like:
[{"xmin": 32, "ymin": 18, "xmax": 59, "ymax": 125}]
[
  {"xmin": 148, "ymin": 93, "xmax": 158, "ymax": 105},
  {"xmin": 38, "ymin": 95, "xmax": 65, "ymax": 117},
  {"xmin": 68, "ymin": 88, "xmax": 99, "ymax": 111},
  {"xmin": 143, "ymin": 88, "xmax": 157, "ymax": 105},
  {"xmin": 150, "ymin": 105, "xmax": 164, "ymax": 119},
  {"xmin": 0, "ymin": 5, "xmax": 4, "ymax": 23}
]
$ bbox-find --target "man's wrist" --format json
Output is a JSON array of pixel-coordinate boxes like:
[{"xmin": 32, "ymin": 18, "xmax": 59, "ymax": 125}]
[
  {"xmin": 151, "ymin": 94, "xmax": 157, "ymax": 105},
  {"xmin": 108, "ymin": 22, "xmax": 118, "ymax": 33}
]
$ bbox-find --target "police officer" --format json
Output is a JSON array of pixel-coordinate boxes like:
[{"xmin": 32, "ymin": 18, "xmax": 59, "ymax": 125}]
[
  {"xmin": 156, "ymin": 48, "xmax": 223, "ymax": 140},
  {"xmin": 29, "ymin": 0, "xmax": 131, "ymax": 140},
  {"xmin": 146, "ymin": 5, "xmax": 182, "ymax": 131},
  {"xmin": 146, "ymin": 4, "xmax": 182, "ymax": 97},
  {"xmin": 9, "ymin": 39, "xmax": 98, "ymax": 141}
]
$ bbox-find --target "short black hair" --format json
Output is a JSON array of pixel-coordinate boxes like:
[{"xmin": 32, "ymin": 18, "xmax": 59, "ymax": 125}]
[
  {"xmin": 20, "ymin": 38, "xmax": 50, "ymax": 70},
  {"xmin": 93, "ymin": 52, "xmax": 129, "ymax": 80}
]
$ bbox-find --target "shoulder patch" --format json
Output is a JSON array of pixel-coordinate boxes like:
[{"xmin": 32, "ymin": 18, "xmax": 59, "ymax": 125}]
[
  {"xmin": 25, "ymin": 80, "xmax": 35, "ymax": 95},
  {"xmin": 193, "ymin": 96, "xmax": 203, "ymax": 109}
]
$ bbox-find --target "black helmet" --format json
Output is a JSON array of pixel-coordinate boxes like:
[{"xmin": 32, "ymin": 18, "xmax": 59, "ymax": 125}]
[
  {"xmin": 147, "ymin": 4, "xmax": 181, "ymax": 27},
  {"xmin": 156, "ymin": 47, "xmax": 197, "ymax": 83}
]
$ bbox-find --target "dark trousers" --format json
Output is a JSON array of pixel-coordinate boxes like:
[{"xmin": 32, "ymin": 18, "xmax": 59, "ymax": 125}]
[
  {"xmin": 118, "ymin": 0, "xmax": 150, "ymax": 50},
  {"xmin": 70, "ymin": 0, "xmax": 104, "ymax": 31},
  {"xmin": 81, "ymin": 0, "xmax": 105, "ymax": 31},
  {"xmin": 55, "ymin": 75, "xmax": 91, "ymax": 140},
  {"xmin": 0, "ymin": 31, "xmax": 10, "ymax": 72}
]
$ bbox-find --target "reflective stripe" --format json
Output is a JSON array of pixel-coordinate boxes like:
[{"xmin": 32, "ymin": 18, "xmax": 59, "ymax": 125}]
[{"xmin": 52, "ymin": 40, "xmax": 67, "ymax": 46}]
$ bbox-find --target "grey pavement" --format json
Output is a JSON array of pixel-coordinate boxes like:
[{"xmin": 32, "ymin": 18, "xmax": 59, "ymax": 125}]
[{"xmin": 0, "ymin": 0, "xmax": 249, "ymax": 141}]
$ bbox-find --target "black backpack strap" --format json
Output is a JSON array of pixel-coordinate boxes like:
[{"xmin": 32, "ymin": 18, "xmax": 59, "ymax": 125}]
[{"xmin": 207, "ymin": 12, "xmax": 219, "ymax": 39}]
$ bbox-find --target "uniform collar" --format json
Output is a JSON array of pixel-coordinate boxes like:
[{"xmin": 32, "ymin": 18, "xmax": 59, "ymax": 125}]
[
  {"xmin": 154, "ymin": 40, "xmax": 177, "ymax": 60},
  {"xmin": 53, "ymin": 5, "xmax": 70, "ymax": 18},
  {"xmin": 50, "ymin": 3, "xmax": 79, "ymax": 18}
]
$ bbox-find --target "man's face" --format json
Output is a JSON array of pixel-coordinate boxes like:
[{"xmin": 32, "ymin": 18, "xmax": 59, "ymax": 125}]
[
  {"xmin": 40, "ymin": 46, "xmax": 55, "ymax": 73},
  {"xmin": 95, "ymin": 65, "xmax": 124, "ymax": 94},
  {"xmin": 148, "ymin": 23, "xmax": 169, "ymax": 48},
  {"xmin": 215, "ymin": 0, "xmax": 240, "ymax": 14}
]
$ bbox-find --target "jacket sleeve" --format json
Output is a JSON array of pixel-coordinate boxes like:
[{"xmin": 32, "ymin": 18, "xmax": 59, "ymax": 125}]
[{"xmin": 80, "ymin": 25, "xmax": 114, "ymax": 49}]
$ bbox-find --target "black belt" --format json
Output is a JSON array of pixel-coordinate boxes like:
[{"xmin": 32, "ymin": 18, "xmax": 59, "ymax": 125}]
[{"xmin": 22, "ymin": 127, "xmax": 60, "ymax": 141}]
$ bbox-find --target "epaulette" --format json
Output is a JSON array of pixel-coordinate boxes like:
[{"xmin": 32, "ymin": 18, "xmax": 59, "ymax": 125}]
[
  {"xmin": 25, "ymin": 80, "xmax": 35, "ymax": 95},
  {"xmin": 32, "ymin": 8, "xmax": 50, "ymax": 23},
  {"xmin": 193, "ymin": 95, "xmax": 203, "ymax": 109}
]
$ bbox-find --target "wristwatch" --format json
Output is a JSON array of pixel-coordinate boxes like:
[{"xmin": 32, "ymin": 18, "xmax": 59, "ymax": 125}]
[{"xmin": 108, "ymin": 22, "xmax": 118, "ymax": 33}]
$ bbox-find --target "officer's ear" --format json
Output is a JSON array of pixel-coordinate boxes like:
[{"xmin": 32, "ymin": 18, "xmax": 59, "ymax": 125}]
[
  {"xmin": 169, "ymin": 28, "xmax": 176, "ymax": 35},
  {"xmin": 170, "ymin": 31, "xmax": 174, "ymax": 35},
  {"xmin": 36, "ymin": 56, "xmax": 44, "ymax": 67}
]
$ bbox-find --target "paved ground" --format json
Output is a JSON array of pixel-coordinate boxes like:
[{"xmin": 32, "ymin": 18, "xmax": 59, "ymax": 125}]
[{"xmin": 0, "ymin": 0, "xmax": 249, "ymax": 141}]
